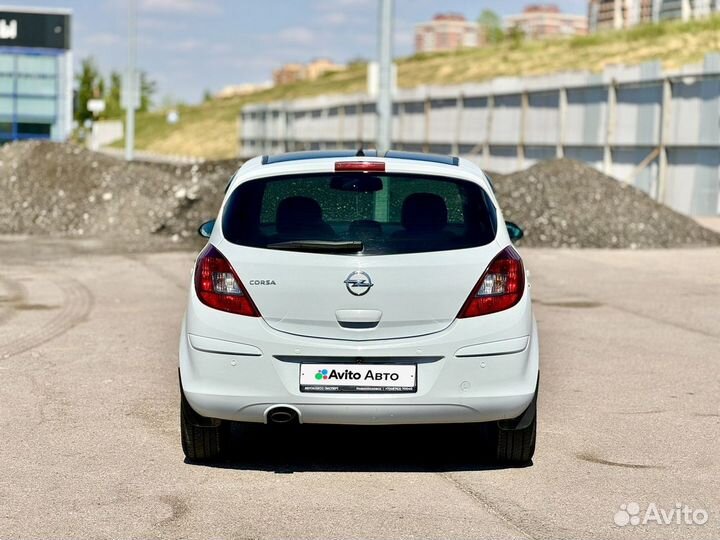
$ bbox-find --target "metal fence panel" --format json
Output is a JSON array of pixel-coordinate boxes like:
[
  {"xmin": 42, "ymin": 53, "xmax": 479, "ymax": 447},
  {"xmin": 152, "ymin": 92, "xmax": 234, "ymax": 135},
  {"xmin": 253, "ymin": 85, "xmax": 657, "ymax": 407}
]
[
  {"xmin": 240, "ymin": 54, "xmax": 720, "ymax": 216},
  {"xmin": 526, "ymin": 91, "xmax": 560, "ymax": 145}
]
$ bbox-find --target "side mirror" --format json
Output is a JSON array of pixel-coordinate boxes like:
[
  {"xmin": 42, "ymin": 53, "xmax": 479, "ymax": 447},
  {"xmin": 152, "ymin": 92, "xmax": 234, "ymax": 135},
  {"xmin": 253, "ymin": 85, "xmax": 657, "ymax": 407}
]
[
  {"xmin": 198, "ymin": 219, "xmax": 215, "ymax": 238},
  {"xmin": 506, "ymin": 221, "xmax": 524, "ymax": 242}
]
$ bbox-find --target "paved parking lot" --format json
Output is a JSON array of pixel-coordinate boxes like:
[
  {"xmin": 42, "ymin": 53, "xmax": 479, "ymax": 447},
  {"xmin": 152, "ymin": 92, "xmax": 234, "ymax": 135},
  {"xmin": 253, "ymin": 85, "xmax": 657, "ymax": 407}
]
[{"xmin": 0, "ymin": 236, "xmax": 718, "ymax": 539}]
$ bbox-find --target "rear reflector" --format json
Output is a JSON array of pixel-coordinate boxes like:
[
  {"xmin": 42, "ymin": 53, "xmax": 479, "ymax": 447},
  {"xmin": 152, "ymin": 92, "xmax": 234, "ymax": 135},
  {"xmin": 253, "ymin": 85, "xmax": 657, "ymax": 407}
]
[
  {"xmin": 457, "ymin": 246, "xmax": 525, "ymax": 318},
  {"xmin": 335, "ymin": 161, "xmax": 385, "ymax": 172},
  {"xmin": 194, "ymin": 244, "xmax": 260, "ymax": 316}
]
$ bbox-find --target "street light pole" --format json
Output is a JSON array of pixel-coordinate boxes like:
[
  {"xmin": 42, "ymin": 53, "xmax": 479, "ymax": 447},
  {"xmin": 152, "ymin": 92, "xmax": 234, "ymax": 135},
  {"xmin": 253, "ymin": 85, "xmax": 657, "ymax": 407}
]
[
  {"xmin": 125, "ymin": 0, "xmax": 137, "ymax": 161},
  {"xmin": 376, "ymin": 0, "xmax": 393, "ymax": 154}
]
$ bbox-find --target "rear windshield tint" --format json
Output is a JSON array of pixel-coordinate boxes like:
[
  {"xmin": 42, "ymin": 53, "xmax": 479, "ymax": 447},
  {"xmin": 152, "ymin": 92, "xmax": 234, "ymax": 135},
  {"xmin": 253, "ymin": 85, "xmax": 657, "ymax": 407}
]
[{"xmin": 222, "ymin": 173, "xmax": 497, "ymax": 255}]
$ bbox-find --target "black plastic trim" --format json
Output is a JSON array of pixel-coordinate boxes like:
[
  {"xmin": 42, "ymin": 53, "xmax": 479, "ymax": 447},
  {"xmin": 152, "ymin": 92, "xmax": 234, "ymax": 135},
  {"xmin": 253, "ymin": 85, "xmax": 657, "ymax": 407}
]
[
  {"xmin": 259, "ymin": 149, "xmax": 460, "ymax": 166},
  {"xmin": 337, "ymin": 321, "xmax": 380, "ymax": 329},
  {"xmin": 263, "ymin": 150, "xmax": 378, "ymax": 165},
  {"xmin": 384, "ymin": 150, "xmax": 460, "ymax": 166},
  {"xmin": 274, "ymin": 355, "xmax": 442, "ymax": 365}
]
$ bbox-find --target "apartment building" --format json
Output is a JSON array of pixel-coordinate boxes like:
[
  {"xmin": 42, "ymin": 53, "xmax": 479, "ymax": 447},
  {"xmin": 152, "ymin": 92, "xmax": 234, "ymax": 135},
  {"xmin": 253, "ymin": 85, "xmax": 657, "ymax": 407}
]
[
  {"xmin": 504, "ymin": 4, "xmax": 589, "ymax": 39},
  {"xmin": 272, "ymin": 63, "xmax": 305, "ymax": 86},
  {"xmin": 214, "ymin": 82, "xmax": 273, "ymax": 99},
  {"xmin": 589, "ymin": 0, "xmax": 719, "ymax": 30},
  {"xmin": 657, "ymin": 0, "xmax": 720, "ymax": 20},
  {"xmin": 304, "ymin": 58, "xmax": 345, "ymax": 80},
  {"xmin": 273, "ymin": 59, "xmax": 345, "ymax": 87},
  {"xmin": 414, "ymin": 13, "xmax": 483, "ymax": 54}
]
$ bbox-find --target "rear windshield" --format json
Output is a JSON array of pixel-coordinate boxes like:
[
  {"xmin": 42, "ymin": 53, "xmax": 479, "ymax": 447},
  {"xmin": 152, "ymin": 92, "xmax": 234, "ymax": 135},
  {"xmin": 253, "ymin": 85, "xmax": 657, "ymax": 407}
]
[{"xmin": 222, "ymin": 173, "xmax": 496, "ymax": 255}]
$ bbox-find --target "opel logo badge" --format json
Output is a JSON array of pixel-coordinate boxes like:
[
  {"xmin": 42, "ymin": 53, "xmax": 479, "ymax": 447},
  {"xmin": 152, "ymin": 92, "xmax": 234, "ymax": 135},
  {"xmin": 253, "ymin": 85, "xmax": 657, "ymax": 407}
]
[{"xmin": 344, "ymin": 271, "xmax": 373, "ymax": 296}]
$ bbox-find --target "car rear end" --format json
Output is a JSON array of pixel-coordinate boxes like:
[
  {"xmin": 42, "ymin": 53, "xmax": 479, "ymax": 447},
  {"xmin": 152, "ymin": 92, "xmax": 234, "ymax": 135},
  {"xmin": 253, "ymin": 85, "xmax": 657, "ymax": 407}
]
[{"xmin": 179, "ymin": 151, "xmax": 539, "ymax": 463}]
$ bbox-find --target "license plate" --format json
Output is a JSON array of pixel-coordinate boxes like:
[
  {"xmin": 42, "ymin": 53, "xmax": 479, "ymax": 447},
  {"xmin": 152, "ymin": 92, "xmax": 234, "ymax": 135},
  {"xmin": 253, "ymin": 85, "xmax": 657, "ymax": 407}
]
[{"xmin": 300, "ymin": 364, "xmax": 416, "ymax": 393}]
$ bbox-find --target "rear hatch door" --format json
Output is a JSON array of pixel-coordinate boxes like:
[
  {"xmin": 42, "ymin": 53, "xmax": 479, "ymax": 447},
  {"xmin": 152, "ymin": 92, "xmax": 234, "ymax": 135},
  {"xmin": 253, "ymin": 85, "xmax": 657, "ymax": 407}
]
[
  {"xmin": 218, "ymin": 167, "xmax": 499, "ymax": 341},
  {"xmin": 221, "ymin": 243, "xmax": 501, "ymax": 340}
]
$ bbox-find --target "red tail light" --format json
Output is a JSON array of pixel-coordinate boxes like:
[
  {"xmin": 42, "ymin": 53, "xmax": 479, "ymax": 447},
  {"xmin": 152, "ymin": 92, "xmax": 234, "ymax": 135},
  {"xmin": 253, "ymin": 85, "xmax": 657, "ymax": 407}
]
[
  {"xmin": 457, "ymin": 246, "xmax": 525, "ymax": 318},
  {"xmin": 194, "ymin": 245, "xmax": 260, "ymax": 316},
  {"xmin": 335, "ymin": 161, "xmax": 385, "ymax": 172}
]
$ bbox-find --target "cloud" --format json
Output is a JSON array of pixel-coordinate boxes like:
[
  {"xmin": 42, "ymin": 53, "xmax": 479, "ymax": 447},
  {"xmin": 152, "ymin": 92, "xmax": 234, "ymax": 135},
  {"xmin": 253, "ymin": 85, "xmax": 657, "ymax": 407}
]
[
  {"xmin": 275, "ymin": 26, "xmax": 316, "ymax": 46},
  {"xmin": 395, "ymin": 29, "xmax": 413, "ymax": 47},
  {"xmin": 85, "ymin": 32, "xmax": 122, "ymax": 47},
  {"xmin": 138, "ymin": 17, "xmax": 186, "ymax": 31},
  {"xmin": 319, "ymin": 12, "xmax": 348, "ymax": 26},
  {"xmin": 140, "ymin": 0, "xmax": 220, "ymax": 15},
  {"xmin": 172, "ymin": 38, "xmax": 203, "ymax": 52},
  {"xmin": 394, "ymin": 19, "xmax": 416, "ymax": 48},
  {"xmin": 211, "ymin": 50, "xmax": 300, "ymax": 74},
  {"xmin": 313, "ymin": 0, "xmax": 374, "ymax": 26},
  {"xmin": 314, "ymin": 0, "xmax": 373, "ymax": 7},
  {"xmin": 209, "ymin": 42, "xmax": 232, "ymax": 55}
]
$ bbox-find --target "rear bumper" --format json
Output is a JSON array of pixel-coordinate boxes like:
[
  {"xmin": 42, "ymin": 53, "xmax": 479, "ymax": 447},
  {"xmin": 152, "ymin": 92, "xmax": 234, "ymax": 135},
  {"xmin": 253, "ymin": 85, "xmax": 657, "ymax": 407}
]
[
  {"xmin": 182, "ymin": 394, "xmax": 536, "ymax": 425},
  {"xmin": 179, "ymin": 301, "xmax": 539, "ymax": 425}
]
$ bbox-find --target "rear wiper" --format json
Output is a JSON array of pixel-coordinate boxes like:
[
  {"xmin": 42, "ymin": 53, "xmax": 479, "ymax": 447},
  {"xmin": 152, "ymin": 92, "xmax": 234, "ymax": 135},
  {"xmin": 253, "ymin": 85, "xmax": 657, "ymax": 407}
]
[{"xmin": 266, "ymin": 240, "xmax": 364, "ymax": 253}]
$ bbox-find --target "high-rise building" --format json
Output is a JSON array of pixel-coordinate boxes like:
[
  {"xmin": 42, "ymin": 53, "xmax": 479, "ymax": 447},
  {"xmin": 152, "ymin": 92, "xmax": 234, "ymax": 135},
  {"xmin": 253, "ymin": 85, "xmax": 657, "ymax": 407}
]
[
  {"xmin": 589, "ymin": 0, "xmax": 719, "ymax": 31},
  {"xmin": 588, "ymin": 0, "xmax": 649, "ymax": 30},
  {"xmin": 657, "ymin": 0, "xmax": 719, "ymax": 21},
  {"xmin": 414, "ymin": 13, "xmax": 482, "ymax": 54},
  {"xmin": 504, "ymin": 4, "xmax": 589, "ymax": 39}
]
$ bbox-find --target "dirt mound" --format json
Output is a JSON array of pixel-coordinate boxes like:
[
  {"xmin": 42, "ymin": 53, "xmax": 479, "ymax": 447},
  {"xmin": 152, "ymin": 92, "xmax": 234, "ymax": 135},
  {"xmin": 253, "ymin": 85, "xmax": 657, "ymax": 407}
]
[
  {"xmin": 492, "ymin": 159, "xmax": 720, "ymax": 248},
  {"xmin": 0, "ymin": 143, "xmax": 717, "ymax": 250},
  {"xmin": 0, "ymin": 141, "xmax": 238, "ymax": 250}
]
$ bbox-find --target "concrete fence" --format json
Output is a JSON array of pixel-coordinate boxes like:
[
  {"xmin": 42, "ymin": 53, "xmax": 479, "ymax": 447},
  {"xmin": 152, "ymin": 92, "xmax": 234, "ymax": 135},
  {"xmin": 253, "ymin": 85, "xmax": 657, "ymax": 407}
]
[
  {"xmin": 240, "ymin": 54, "xmax": 720, "ymax": 216},
  {"xmin": 88, "ymin": 120, "xmax": 123, "ymax": 151}
]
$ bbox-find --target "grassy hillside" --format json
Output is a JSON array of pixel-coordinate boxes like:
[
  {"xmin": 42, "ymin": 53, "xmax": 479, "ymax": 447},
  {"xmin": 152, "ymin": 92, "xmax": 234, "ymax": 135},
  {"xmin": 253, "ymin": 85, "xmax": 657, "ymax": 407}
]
[{"xmin": 115, "ymin": 15, "xmax": 720, "ymax": 160}]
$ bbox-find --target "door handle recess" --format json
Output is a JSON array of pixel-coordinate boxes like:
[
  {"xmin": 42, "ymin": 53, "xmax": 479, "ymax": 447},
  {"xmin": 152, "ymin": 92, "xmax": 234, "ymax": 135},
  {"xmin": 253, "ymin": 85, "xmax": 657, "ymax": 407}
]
[{"xmin": 335, "ymin": 309, "xmax": 382, "ymax": 329}]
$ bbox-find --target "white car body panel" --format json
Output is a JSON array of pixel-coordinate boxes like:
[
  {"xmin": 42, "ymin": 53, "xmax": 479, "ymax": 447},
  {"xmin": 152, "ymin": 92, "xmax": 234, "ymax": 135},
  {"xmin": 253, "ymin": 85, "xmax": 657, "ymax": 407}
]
[
  {"xmin": 216, "ymin": 239, "xmax": 504, "ymax": 340},
  {"xmin": 180, "ymin": 153, "xmax": 538, "ymax": 425}
]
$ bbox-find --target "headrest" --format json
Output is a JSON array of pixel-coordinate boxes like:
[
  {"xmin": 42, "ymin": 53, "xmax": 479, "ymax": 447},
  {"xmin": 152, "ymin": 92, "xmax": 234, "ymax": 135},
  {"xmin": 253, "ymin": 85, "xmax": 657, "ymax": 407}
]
[
  {"xmin": 276, "ymin": 196, "xmax": 323, "ymax": 233},
  {"xmin": 401, "ymin": 193, "xmax": 448, "ymax": 232}
]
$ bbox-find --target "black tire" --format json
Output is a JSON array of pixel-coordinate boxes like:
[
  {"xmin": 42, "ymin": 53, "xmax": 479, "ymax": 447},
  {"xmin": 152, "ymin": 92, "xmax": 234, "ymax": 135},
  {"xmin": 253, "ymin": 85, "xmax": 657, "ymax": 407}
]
[
  {"xmin": 496, "ymin": 414, "xmax": 536, "ymax": 465},
  {"xmin": 495, "ymin": 379, "xmax": 538, "ymax": 465},
  {"xmin": 180, "ymin": 389, "xmax": 228, "ymax": 462}
]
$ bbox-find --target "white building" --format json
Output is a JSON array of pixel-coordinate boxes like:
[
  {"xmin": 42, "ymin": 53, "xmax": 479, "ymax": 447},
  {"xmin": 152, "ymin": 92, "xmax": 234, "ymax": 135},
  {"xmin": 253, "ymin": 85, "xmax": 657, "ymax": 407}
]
[
  {"xmin": 589, "ymin": 0, "xmax": 720, "ymax": 31},
  {"xmin": 656, "ymin": 0, "xmax": 720, "ymax": 21},
  {"xmin": 505, "ymin": 5, "xmax": 589, "ymax": 39}
]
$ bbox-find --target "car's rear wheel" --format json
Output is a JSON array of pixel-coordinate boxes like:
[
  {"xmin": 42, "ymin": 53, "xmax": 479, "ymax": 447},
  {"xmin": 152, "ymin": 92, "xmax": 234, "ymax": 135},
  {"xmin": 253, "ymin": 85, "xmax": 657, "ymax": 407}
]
[
  {"xmin": 180, "ymin": 389, "xmax": 228, "ymax": 462},
  {"xmin": 495, "ymin": 379, "xmax": 538, "ymax": 465},
  {"xmin": 496, "ymin": 414, "xmax": 536, "ymax": 464}
]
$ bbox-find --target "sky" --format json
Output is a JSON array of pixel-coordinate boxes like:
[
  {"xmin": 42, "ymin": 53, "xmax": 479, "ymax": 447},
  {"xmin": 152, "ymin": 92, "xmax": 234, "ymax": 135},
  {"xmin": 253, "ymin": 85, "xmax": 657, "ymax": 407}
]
[{"xmin": 8, "ymin": 0, "xmax": 588, "ymax": 104}]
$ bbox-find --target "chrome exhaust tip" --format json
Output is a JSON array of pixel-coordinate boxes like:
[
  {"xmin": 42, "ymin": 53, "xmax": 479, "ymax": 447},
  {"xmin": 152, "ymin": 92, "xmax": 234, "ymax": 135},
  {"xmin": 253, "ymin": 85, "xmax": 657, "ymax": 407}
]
[{"xmin": 267, "ymin": 407, "xmax": 298, "ymax": 424}]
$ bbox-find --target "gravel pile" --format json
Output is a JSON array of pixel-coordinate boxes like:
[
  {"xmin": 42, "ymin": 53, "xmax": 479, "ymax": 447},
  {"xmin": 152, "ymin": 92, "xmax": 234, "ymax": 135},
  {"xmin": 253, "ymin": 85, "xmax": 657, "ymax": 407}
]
[
  {"xmin": 492, "ymin": 159, "xmax": 720, "ymax": 248},
  {"xmin": 0, "ymin": 141, "xmax": 238, "ymax": 250},
  {"xmin": 0, "ymin": 143, "xmax": 717, "ymax": 250}
]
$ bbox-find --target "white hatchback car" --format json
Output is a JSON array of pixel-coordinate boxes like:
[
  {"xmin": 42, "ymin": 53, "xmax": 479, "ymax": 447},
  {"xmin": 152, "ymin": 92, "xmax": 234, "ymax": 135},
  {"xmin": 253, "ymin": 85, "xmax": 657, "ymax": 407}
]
[{"xmin": 179, "ymin": 150, "xmax": 539, "ymax": 464}]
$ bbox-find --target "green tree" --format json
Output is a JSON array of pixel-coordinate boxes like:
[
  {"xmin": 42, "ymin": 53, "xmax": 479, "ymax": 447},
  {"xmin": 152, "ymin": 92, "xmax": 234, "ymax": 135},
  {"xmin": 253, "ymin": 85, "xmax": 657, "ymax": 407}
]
[
  {"xmin": 75, "ymin": 57, "xmax": 103, "ymax": 123},
  {"xmin": 202, "ymin": 89, "xmax": 213, "ymax": 102},
  {"xmin": 139, "ymin": 71, "xmax": 157, "ymax": 112},
  {"xmin": 347, "ymin": 57, "xmax": 368, "ymax": 67},
  {"xmin": 506, "ymin": 25, "xmax": 525, "ymax": 48},
  {"xmin": 478, "ymin": 9, "xmax": 504, "ymax": 44},
  {"xmin": 159, "ymin": 94, "xmax": 178, "ymax": 110},
  {"xmin": 104, "ymin": 71, "xmax": 123, "ymax": 118}
]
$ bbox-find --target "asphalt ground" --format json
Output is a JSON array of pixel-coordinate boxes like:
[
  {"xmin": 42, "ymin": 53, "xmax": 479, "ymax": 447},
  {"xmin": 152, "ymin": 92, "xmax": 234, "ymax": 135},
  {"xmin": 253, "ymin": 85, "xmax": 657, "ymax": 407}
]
[{"xmin": 0, "ymin": 236, "xmax": 718, "ymax": 540}]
